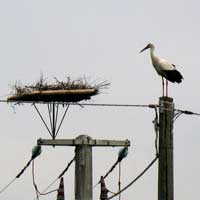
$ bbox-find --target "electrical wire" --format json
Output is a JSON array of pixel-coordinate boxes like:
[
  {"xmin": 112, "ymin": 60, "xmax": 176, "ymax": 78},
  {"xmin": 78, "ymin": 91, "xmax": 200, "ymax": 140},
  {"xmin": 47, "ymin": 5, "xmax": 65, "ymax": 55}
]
[
  {"xmin": 32, "ymin": 160, "xmax": 39, "ymax": 200},
  {"xmin": 118, "ymin": 162, "xmax": 121, "ymax": 200},
  {"xmin": 0, "ymin": 145, "xmax": 41, "ymax": 196},
  {"xmin": 153, "ymin": 107, "xmax": 159, "ymax": 156},
  {"xmin": 79, "ymin": 103, "xmax": 157, "ymax": 108},
  {"xmin": 33, "ymin": 155, "xmax": 75, "ymax": 200},
  {"xmin": 3, "ymin": 98, "xmax": 200, "ymax": 116},
  {"xmin": 1, "ymin": 99, "xmax": 156, "ymax": 107},
  {"xmin": 103, "ymin": 160, "xmax": 119, "ymax": 180},
  {"xmin": 94, "ymin": 153, "xmax": 125, "ymax": 189},
  {"xmin": 105, "ymin": 111, "xmax": 159, "ymax": 199},
  {"xmin": 0, "ymin": 177, "xmax": 16, "ymax": 194},
  {"xmin": 2, "ymin": 97, "xmax": 200, "ymax": 115},
  {"xmin": 58, "ymin": 156, "xmax": 75, "ymax": 179},
  {"xmin": 0, "ymin": 158, "xmax": 33, "ymax": 195},
  {"xmin": 175, "ymin": 109, "xmax": 200, "ymax": 116},
  {"xmin": 33, "ymin": 178, "xmax": 58, "ymax": 200},
  {"xmin": 107, "ymin": 156, "xmax": 158, "ymax": 200},
  {"xmin": 174, "ymin": 111, "xmax": 183, "ymax": 121},
  {"xmin": 32, "ymin": 159, "xmax": 58, "ymax": 200},
  {"xmin": 3, "ymin": 98, "xmax": 200, "ymax": 117}
]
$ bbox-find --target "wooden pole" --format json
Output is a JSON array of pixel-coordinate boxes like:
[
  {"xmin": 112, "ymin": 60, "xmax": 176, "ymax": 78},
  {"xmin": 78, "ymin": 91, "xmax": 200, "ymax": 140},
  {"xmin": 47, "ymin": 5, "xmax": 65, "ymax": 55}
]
[
  {"xmin": 75, "ymin": 135, "xmax": 93, "ymax": 200},
  {"xmin": 158, "ymin": 97, "xmax": 174, "ymax": 200}
]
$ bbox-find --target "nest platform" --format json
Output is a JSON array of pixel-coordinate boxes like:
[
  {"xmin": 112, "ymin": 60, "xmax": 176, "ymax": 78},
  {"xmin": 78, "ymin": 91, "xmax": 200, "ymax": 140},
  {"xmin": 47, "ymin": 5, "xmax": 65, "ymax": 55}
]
[
  {"xmin": 7, "ymin": 88, "xmax": 98, "ymax": 103},
  {"xmin": 7, "ymin": 76, "xmax": 109, "ymax": 103}
]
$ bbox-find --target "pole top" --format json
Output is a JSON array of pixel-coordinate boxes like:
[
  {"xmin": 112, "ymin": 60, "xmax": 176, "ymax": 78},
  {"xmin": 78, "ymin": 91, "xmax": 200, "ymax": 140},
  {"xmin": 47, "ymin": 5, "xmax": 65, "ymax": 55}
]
[
  {"xmin": 159, "ymin": 96, "xmax": 173, "ymax": 102},
  {"xmin": 76, "ymin": 135, "xmax": 92, "ymax": 141}
]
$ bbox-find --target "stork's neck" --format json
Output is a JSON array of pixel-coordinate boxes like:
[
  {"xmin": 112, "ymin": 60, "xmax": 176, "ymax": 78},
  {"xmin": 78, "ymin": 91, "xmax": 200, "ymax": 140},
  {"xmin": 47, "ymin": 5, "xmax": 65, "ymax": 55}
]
[
  {"xmin": 149, "ymin": 46, "xmax": 160, "ymax": 71},
  {"xmin": 150, "ymin": 47, "xmax": 158, "ymax": 61}
]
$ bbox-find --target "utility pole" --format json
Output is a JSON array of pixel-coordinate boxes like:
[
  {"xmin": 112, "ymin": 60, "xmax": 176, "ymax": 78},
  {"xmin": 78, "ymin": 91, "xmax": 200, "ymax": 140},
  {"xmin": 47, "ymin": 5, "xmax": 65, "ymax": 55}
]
[
  {"xmin": 38, "ymin": 135, "xmax": 130, "ymax": 200},
  {"xmin": 158, "ymin": 97, "xmax": 174, "ymax": 200},
  {"xmin": 75, "ymin": 135, "xmax": 93, "ymax": 200}
]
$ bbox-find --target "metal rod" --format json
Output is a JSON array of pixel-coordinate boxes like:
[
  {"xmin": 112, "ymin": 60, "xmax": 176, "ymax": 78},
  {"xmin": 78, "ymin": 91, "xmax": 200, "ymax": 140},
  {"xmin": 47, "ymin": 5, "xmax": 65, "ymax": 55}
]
[
  {"xmin": 33, "ymin": 104, "xmax": 52, "ymax": 137},
  {"xmin": 54, "ymin": 103, "xmax": 59, "ymax": 135},
  {"xmin": 52, "ymin": 103, "xmax": 55, "ymax": 139},
  {"xmin": 55, "ymin": 104, "xmax": 69, "ymax": 137},
  {"xmin": 47, "ymin": 103, "xmax": 53, "ymax": 133}
]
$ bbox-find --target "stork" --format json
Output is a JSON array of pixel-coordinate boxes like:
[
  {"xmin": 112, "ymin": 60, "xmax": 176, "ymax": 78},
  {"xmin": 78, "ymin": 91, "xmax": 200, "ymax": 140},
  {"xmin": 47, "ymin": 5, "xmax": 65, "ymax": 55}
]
[{"xmin": 140, "ymin": 43, "xmax": 183, "ymax": 96}]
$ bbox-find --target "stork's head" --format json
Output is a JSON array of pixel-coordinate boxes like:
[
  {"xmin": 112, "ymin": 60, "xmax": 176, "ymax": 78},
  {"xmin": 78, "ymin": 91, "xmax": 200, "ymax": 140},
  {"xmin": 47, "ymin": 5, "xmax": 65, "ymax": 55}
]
[{"xmin": 140, "ymin": 43, "xmax": 155, "ymax": 53}]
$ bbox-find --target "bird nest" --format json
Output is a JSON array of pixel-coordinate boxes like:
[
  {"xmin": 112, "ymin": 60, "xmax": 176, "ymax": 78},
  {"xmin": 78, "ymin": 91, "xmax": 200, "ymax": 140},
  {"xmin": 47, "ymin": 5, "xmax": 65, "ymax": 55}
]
[{"xmin": 7, "ymin": 76, "xmax": 110, "ymax": 103}]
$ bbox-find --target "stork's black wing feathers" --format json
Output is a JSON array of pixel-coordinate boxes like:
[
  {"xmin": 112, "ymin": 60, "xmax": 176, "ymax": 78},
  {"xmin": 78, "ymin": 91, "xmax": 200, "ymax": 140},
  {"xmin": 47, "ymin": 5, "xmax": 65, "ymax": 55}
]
[{"xmin": 164, "ymin": 69, "xmax": 183, "ymax": 83}]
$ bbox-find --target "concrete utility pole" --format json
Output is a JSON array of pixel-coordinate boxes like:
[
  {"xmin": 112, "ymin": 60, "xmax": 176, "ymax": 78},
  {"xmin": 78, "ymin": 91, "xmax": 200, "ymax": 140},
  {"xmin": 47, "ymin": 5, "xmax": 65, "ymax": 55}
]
[
  {"xmin": 75, "ymin": 135, "xmax": 93, "ymax": 200},
  {"xmin": 158, "ymin": 97, "xmax": 174, "ymax": 200},
  {"xmin": 38, "ymin": 135, "xmax": 130, "ymax": 200}
]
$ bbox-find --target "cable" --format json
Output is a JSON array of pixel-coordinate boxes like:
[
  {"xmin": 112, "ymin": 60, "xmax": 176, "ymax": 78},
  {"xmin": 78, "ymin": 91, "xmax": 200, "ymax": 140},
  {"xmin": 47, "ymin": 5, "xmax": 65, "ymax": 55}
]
[
  {"xmin": 153, "ymin": 107, "xmax": 159, "ymax": 156},
  {"xmin": 2, "ymin": 99, "xmax": 156, "ymax": 108},
  {"xmin": 33, "ymin": 155, "xmax": 75, "ymax": 200},
  {"xmin": 105, "ymin": 113, "xmax": 159, "ymax": 199},
  {"xmin": 103, "ymin": 160, "xmax": 119, "ymax": 180},
  {"xmin": 0, "ymin": 177, "xmax": 16, "ymax": 194},
  {"xmin": 93, "ymin": 160, "xmax": 118, "ymax": 189},
  {"xmin": 94, "ymin": 147, "xmax": 129, "ymax": 190},
  {"xmin": 33, "ymin": 178, "xmax": 58, "ymax": 200},
  {"xmin": 118, "ymin": 162, "xmax": 121, "ymax": 200},
  {"xmin": 32, "ymin": 160, "xmax": 39, "ymax": 200},
  {"xmin": 58, "ymin": 156, "xmax": 75, "ymax": 179},
  {"xmin": 79, "ymin": 103, "xmax": 157, "ymax": 108},
  {"xmin": 174, "ymin": 111, "xmax": 183, "ymax": 121},
  {"xmin": 107, "ymin": 156, "xmax": 158, "ymax": 200},
  {"xmin": 175, "ymin": 108, "xmax": 200, "ymax": 116},
  {"xmin": 103, "ymin": 147, "xmax": 128, "ymax": 179},
  {"xmin": 3, "ymin": 98, "xmax": 200, "ymax": 116},
  {"xmin": 5, "ymin": 98, "xmax": 200, "ymax": 116},
  {"xmin": 0, "ymin": 145, "xmax": 41, "ymax": 195},
  {"xmin": 0, "ymin": 157, "xmax": 33, "ymax": 195},
  {"xmin": 32, "ymin": 159, "xmax": 58, "ymax": 200}
]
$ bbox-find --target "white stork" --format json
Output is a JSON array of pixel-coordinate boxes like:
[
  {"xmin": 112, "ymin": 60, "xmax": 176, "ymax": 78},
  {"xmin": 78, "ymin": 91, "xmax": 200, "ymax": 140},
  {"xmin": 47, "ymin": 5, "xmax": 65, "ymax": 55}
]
[{"xmin": 140, "ymin": 43, "xmax": 183, "ymax": 96}]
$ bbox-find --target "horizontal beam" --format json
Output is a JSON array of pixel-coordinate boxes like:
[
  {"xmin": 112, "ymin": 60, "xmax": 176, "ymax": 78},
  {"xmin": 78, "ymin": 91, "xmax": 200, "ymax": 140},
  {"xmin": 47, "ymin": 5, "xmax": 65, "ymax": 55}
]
[{"xmin": 37, "ymin": 138, "xmax": 130, "ymax": 147}]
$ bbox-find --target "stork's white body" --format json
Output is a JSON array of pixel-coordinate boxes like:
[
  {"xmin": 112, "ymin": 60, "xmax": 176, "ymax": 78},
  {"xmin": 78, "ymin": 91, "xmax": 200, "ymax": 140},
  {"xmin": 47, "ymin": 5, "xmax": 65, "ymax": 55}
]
[{"xmin": 140, "ymin": 43, "xmax": 183, "ymax": 96}]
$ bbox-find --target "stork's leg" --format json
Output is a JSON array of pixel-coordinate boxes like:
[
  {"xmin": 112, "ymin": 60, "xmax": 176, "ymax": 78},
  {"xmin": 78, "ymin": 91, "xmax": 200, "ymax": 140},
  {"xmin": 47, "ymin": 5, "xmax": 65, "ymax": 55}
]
[
  {"xmin": 162, "ymin": 77, "xmax": 164, "ymax": 96},
  {"xmin": 166, "ymin": 79, "xmax": 168, "ymax": 97}
]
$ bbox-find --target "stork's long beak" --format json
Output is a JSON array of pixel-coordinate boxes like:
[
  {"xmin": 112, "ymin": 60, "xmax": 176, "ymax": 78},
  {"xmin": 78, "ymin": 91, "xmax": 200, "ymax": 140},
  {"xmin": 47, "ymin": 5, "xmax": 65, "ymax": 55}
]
[{"xmin": 140, "ymin": 45, "xmax": 149, "ymax": 53}]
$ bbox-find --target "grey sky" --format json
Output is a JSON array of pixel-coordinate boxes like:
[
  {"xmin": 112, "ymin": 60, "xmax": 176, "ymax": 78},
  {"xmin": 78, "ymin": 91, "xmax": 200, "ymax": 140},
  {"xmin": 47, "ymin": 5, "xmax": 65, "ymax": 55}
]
[{"xmin": 0, "ymin": 0, "xmax": 200, "ymax": 199}]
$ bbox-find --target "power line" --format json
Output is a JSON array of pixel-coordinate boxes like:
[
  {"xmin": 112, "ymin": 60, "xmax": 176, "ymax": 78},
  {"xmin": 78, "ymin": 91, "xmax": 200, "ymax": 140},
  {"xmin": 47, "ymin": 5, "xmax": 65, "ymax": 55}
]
[
  {"xmin": 0, "ymin": 145, "xmax": 42, "ymax": 195},
  {"xmin": 33, "ymin": 155, "xmax": 75, "ymax": 200},
  {"xmin": 0, "ymin": 99, "xmax": 156, "ymax": 108},
  {"xmin": 2, "ymin": 99, "xmax": 200, "ymax": 116},
  {"xmin": 105, "ymin": 111, "xmax": 159, "ymax": 199},
  {"xmin": 78, "ymin": 103, "xmax": 156, "ymax": 108},
  {"xmin": 32, "ymin": 160, "xmax": 58, "ymax": 200},
  {"xmin": 175, "ymin": 108, "xmax": 200, "ymax": 116},
  {"xmin": 107, "ymin": 156, "xmax": 158, "ymax": 200},
  {"xmin": 0, "ymin": 177, "xmax": 16, "ymax": 194}
]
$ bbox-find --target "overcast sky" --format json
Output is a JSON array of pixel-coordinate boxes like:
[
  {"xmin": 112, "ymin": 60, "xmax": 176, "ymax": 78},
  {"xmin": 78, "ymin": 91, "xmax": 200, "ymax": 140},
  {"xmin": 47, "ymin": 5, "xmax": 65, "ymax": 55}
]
[{"xmin": 0, "ymin": 0, "xmax": 200, "ymax": 199}]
